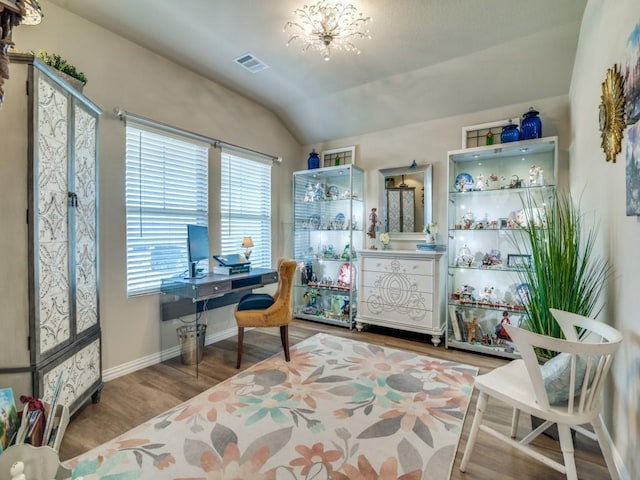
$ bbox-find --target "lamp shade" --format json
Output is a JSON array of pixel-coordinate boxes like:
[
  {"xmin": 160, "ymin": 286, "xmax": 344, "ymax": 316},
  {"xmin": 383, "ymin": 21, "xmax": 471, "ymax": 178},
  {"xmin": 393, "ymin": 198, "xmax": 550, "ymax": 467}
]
[{"xmin": 241, "ymin": 236, "xmax": 254, "ymax": 248}]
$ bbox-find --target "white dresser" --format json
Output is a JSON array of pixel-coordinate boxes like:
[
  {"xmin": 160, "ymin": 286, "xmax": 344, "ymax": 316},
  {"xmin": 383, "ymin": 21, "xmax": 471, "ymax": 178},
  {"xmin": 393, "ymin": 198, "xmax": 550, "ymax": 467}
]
[{"xmin": 356, "ymin": 250, "xmax": 446, "ymax": 345}]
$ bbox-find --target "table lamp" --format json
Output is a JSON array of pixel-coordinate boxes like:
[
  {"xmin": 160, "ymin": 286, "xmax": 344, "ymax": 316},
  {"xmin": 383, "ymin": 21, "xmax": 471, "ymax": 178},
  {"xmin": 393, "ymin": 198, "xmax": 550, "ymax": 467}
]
[{"xmin": 242, "ymin": 236, "xmax": 254, "ymax": 261}]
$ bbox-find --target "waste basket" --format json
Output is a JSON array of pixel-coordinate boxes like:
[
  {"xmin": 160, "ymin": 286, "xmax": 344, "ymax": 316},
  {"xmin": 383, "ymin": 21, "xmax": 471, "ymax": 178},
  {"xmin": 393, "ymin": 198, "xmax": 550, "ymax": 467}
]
[{"xmin": 177, "ymin": 324, "xmax": 206, "ymax": 365}]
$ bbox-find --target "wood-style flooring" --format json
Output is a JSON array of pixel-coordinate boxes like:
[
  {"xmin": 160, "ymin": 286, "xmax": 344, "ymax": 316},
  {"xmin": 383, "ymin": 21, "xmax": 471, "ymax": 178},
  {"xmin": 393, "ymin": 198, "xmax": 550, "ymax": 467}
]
[{"xmin": 60, "ymin": 320, "xmax": 610, "ymax": 479}]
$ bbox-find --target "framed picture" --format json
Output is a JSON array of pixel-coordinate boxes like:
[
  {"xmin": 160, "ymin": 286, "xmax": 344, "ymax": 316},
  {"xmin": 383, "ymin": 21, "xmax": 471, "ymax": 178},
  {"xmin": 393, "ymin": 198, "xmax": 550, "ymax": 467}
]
[
  {"xmin": 625, "ymin": 121, "xmax": 640, "ymax": 215},
  {"xmin": 321, "ymin": 146, "xmax": 355, "ymax": 167},
  {"xmin": 624, "ymin": 21, "xmax": 640, "ymax": 125},
  {"xmin": 507, "ymin": 254, "xmax": 532, "ymax": 269}
]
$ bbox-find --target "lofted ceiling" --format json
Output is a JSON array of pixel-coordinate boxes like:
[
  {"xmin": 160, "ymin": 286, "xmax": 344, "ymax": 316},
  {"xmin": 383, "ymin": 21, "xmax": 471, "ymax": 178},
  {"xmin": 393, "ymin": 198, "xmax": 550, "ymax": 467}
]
[{"xmin": 49, "ymin": 0, "xmax": 587, "ymax": 145}]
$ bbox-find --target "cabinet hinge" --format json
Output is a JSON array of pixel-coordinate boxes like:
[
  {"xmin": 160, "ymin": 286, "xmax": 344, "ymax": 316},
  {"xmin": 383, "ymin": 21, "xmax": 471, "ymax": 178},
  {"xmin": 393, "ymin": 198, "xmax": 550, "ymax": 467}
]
[
  {"xmin": 27, "ymin": 336, "xmax": 31, "ymax": 350},
  {"xmin": 26, "ymin": 209, "xmax": 29, "ymax": 224},
  {"xmin": 25, "ymin": 79, "xmax": 29, "ymax": 96}
]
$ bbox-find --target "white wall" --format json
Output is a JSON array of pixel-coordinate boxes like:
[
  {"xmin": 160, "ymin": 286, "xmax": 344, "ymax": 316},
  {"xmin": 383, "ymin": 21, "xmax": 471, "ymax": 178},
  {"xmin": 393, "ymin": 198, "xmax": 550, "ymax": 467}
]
[
  {"xmin": 11, "ymin": 1, "xmax": 301, "ymax": 373},
  {"xmin": 570, "ymin": 1, "xmax": 640, "ymax": 477}
]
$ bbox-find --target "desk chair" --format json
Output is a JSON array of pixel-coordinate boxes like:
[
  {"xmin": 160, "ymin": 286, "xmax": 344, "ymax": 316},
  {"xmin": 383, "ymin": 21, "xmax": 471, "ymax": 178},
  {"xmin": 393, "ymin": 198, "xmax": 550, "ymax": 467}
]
[
  {"xmin": 460, "ymin": 309, "xmax": 622, "ymax": 480},
  {"xmin": 234, "ymin": 258, "xmax": 297, "ymax": 369}
]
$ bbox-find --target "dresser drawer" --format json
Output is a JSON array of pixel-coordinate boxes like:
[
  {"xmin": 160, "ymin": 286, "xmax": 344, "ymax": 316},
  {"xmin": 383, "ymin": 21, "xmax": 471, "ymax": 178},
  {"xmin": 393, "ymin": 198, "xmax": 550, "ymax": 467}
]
[
  {"xmin": 360, "ymin": 269, "xmax": 434, "ymax": 293},
  {"xmin": 362, "ymin": 257, "xmax": 434, "ymax": 276}
]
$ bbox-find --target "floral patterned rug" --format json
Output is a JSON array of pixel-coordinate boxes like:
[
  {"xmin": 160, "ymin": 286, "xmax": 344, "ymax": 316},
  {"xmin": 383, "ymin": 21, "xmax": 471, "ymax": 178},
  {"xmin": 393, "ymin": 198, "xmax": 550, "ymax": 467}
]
[{"xmin": 66, "ymin": 333, "xmax": 478, "ymax": 479}]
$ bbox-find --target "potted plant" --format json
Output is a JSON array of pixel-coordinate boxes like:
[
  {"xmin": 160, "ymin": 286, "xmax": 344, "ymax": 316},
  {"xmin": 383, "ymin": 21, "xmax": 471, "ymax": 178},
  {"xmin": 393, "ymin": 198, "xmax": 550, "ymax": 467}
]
[
  {"xmin": 513, "ymin": 192, "xmax": 613, "ymax": 439},
  {"xmin": 514, "ymin": 192, "xmax": 613, "ymax": 359},
  {"xmin": 35, "ymin": 50, "xmax": 87, "ymax": 91}
]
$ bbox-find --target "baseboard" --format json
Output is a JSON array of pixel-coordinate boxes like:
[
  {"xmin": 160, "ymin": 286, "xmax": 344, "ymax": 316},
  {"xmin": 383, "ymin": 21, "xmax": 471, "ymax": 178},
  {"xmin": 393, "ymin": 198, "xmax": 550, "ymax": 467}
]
[
  {"xmin": 611, "ymin": 440, "xmax": 631, "ymax": 480},
  {"xmin": 103, "ymin": 326, "xmax": 238, "ymax": 382}
]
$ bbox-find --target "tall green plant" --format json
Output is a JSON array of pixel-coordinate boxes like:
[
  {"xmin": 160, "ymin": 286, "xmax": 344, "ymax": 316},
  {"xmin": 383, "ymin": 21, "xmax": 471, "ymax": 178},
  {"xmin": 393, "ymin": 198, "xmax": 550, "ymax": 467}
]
[{"xmin": 514, "ymin": 192, "xmax": 612, "ymax": 358}]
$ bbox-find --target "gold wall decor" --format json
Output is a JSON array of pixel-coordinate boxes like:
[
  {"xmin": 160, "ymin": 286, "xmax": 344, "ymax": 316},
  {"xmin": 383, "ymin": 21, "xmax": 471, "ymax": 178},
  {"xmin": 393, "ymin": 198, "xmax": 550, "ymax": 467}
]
[{"xmin": 599, "ymin": 64, "xmax": 626, "ymax": 162}]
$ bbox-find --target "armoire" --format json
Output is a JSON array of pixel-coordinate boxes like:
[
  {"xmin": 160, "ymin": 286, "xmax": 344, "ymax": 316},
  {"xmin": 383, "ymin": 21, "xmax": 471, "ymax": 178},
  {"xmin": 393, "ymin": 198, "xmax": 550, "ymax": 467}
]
[{"xmin": 0, "ymin": 53, "xmax": 102, "ymax": 414}]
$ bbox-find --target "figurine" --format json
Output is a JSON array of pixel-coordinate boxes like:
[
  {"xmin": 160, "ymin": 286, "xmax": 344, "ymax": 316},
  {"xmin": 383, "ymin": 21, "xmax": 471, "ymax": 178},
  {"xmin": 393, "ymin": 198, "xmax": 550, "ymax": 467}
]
[
  {"xmin": 10, "ymin": 462, "xmax": 26, "ymax": 480},
  {"xmin": 468, "ymin": 317, "xmax": 479, "ymax": 342},
  {"xmin": 480, "ymin": 286, "xmax": 495, "ymax": 303},
  {"xmin": 475, "ymin": 173, "xmax": 485, "ymax": 191},
  {"xmin": 495, "ymin": 311, "xmax": 512, "ymax": 341},
  {"xmin": 367, "ymin": 208, "xmax": 378, "ymax": 239}
]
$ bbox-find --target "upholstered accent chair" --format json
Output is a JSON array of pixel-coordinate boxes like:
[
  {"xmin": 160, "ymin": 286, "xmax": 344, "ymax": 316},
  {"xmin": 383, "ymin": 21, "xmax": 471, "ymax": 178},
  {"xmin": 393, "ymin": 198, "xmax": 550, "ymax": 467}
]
[{"xmin": 234, "ymin": 258, "xmax": 297, "ymax": 369}]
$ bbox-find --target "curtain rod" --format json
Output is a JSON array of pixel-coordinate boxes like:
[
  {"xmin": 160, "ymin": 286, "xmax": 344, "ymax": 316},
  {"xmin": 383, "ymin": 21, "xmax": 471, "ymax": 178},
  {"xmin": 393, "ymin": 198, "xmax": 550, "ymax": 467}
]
[{"xmin": 114, "ymin": 107, "xmax": 282, "ymax": 164}]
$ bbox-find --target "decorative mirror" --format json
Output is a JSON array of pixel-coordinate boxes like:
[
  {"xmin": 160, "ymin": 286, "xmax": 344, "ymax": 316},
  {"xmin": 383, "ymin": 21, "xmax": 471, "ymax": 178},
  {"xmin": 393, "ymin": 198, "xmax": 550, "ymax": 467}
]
[{"xmin": 378, "ymin": 164, "xmax": 433, "ymax": 236}]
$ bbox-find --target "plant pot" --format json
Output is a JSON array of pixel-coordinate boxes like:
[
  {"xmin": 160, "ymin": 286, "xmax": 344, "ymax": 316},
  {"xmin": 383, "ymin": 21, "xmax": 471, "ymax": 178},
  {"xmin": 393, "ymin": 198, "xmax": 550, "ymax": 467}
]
[{"xmin": 50, "ymin": 68, "xmax": 85, "ymax": 93}]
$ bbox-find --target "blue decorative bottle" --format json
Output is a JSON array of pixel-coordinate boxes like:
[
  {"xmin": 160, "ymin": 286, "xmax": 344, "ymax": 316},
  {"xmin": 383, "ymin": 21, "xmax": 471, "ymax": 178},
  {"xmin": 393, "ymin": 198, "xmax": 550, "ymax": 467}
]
[
  {"xmin": 520, "ymin": 107, "xmax": 542, "ymax": 140},
  {"xmin": 307, "ymin": 149, "xmax": 320, "ymax": 169},
  {"xmin": 500, "ymin": 120, "xmax": 520, "ymax": 143}
]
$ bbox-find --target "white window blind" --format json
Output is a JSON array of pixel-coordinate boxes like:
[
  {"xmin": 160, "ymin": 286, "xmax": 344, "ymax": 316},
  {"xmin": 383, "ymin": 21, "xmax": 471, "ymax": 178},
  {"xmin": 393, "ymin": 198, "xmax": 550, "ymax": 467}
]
[
  {"xmin": 221, "ymin": 151, "xmax": 271, "ymax": 268},
  {"xmin": 125, "ymin": 124, "xmax": 209, "ymax": 295}
]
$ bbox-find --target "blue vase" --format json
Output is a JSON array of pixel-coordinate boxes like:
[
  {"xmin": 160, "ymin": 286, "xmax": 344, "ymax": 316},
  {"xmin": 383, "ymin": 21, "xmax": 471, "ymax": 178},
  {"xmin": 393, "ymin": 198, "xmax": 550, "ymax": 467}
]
[
  {"xmin": 307, "ymin": 149, "xmax": 320, "ymax": 169},
  {"xmin": 500, "ymin": 121, "xmax": 520, "ymax": 143},
  {"xmin": 520, "ymin": 107, "xmax": 542, "ymax": 140}
]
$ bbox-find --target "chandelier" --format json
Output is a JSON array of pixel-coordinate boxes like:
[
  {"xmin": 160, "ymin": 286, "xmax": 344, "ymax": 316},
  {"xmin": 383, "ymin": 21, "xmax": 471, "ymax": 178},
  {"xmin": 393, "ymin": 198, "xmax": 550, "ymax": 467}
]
[
  {"xmin": 19, "ymin": 0, "xmax": 44, "ymax": 25},
  {"xmin": 284, "ymin": 1, "xmax": 371, "ymax": 61}
]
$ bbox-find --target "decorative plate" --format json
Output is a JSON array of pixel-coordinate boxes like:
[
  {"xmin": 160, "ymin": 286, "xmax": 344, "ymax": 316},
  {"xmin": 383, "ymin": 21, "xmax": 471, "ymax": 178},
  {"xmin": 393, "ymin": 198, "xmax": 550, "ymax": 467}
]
[
  {"xmin": 327, "ymin": 185, "xmax": 339, "ymax": 198},
  {"xmin": 335, "ymin": 212, "xmax": 345, "ymax": 227},
  {"xmin": 338, "ymin": 262, "xmax": 355, "ymax": 285},
  {"xmin": 454, "ymin": 172, "xmax": 473, "ymax": 191},
  {"xmin": 308, "ymin": 214, "xmax": 321, "ymax": 229}
]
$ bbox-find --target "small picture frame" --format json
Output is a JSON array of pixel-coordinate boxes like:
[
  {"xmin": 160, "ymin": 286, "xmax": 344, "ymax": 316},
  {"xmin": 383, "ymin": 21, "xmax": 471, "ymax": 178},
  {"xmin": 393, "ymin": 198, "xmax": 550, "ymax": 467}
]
[{"xmin": 507, "ymin": 254, "xmax": 532, "ymax": 269}]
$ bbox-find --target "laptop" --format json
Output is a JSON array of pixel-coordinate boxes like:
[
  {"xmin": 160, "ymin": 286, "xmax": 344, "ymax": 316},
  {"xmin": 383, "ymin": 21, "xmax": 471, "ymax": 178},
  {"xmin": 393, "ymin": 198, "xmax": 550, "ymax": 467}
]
[{"xmin": 213, "ymin": 254, "xmax": 250, "ymax": 267}]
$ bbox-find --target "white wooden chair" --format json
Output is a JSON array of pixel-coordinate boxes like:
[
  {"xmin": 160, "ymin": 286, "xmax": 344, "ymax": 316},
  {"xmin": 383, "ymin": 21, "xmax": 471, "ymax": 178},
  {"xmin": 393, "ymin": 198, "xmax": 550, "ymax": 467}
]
[{"xmin": 459, "ymin": 308, "xmax": 622, "ymax": 480}]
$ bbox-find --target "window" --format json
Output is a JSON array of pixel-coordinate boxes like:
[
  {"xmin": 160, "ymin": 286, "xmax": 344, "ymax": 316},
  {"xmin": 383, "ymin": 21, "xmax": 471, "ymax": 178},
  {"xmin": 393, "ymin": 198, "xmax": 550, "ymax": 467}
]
[
  {"xmin": 125, "ymin": 124, "xmax": 209, "ymax": 295},
  {"xmin": 220, "ymin": 150, "xmax": 272, "ymax": 268}
]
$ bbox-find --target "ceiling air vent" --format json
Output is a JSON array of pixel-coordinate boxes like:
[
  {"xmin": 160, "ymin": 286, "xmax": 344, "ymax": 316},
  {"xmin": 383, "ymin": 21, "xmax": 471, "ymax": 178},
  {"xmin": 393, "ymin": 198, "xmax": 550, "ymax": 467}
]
[{"xmin": 234, "ymin": 53, "xmax": 269, "ymax": 73}]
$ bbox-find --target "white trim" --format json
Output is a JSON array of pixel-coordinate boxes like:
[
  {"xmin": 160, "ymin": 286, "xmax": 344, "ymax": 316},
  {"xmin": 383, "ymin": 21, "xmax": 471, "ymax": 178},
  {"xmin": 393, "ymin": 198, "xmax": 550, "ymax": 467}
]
[
  {"xmin": 102, "ymin": 326, "xmax": 239, "ymax": 382},
  {"xmin": 608, "ymin": 426, "xmax": 631, "ymax": 479}
]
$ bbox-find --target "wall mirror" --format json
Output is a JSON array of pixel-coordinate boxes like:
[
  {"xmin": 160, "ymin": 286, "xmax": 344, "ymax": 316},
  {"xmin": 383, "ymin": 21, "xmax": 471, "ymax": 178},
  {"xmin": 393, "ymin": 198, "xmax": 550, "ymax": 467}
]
[{"xmin": 378, "ymin": 164, "xmax": 433, "ymax": 236}]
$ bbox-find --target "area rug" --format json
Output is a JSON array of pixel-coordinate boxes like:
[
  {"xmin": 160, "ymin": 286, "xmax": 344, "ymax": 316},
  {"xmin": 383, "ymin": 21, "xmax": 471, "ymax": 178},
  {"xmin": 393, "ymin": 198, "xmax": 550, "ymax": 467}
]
[{"xmin": 66, "ymin": 333, "xmax": 478, "ymax": 479}]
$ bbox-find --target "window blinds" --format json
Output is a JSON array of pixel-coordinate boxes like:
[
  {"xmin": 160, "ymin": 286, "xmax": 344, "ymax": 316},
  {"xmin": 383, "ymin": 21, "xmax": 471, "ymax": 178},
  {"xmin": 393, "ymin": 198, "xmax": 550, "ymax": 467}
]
[
  {"xmin": 125, "ymin": 125, "xmax": 209, "ymax": 295},
  {"xmin": 220, "ymin": 151, "xmax": 272, "ymax": 268}
]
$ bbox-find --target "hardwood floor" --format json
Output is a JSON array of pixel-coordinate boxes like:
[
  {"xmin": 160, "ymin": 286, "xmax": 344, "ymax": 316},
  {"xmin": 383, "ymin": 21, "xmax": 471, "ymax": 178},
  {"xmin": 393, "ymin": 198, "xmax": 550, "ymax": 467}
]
[{"xmin": 60, "ymin": 320, "xmax": 610, "ymax": 479}]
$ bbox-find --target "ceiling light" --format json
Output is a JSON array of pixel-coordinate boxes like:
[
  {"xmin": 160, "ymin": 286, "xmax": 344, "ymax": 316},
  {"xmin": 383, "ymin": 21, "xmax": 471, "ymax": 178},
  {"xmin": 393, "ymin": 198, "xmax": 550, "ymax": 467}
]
[
  {"xmin": 284, "ymin": 1, "xmax": 371, "ymax": 61},
  {"xmin": 19, "ymin": 0, "xmax": 43, "ymax": 25}
]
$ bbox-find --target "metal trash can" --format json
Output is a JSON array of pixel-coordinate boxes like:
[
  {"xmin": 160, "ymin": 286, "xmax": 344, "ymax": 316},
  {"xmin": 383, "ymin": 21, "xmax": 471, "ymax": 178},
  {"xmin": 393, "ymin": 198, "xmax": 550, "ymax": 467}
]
[{"xmin": 177, "ymin": 324, "xmax": 206, "ymax": 365}]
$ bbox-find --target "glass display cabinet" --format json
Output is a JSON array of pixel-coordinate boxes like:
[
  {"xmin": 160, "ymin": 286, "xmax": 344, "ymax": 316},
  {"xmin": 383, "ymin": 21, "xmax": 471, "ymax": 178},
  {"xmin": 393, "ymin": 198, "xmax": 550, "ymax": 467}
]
[
  {"xmin": 446, "ymin": 136, "xmax": 557, "ymax": 358},
  {"xmin": 292, "ymin": 165, "xmax": 365, "ymax": 328}
]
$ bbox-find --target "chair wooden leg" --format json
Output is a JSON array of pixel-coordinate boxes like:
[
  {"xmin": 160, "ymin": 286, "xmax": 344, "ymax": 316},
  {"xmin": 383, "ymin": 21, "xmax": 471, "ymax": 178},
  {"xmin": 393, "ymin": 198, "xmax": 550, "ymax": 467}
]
[
  {"xmin": 557, "ymin": 423, "xmax": 578, "ymax": 480},
  {"xmin": 460, "ymin": 391, "xmax": 488, "ymax": 472},
  {"xmin": 510, "ymin": 408, "xmax": 520, "ymax": 438},
  {"xmin": 592, "ymin": 415, "xmax": 620, "ymax": 480},
  {"xmin": 236, "ymin": 327, "xmax": 244, "ymax": 369},
  {"xmin": 280, "ymin": 325, "xmax": 290, "ymax": 362}
]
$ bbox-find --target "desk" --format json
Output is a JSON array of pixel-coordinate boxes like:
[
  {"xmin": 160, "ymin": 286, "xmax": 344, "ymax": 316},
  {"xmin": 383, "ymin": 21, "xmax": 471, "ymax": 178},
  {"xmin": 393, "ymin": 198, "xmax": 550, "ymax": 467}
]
[
  {"xmin": 159, "ymin": 268, "xmax": 279, "ymax": 376},
  {"xmin": 161, "ymin": 267, "xmax": 279, "ymax": 305}
]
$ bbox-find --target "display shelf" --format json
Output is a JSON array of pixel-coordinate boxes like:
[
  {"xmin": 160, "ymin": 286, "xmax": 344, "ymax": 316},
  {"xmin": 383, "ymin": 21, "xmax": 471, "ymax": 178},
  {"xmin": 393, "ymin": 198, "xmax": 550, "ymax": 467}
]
[
  {"xmin": 293, "ymin": 165, "xmax": 364, "ymax": 328},
  {"xmin": 445, "ymin": 136, "xmax": 558, "ymax": 358}
]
